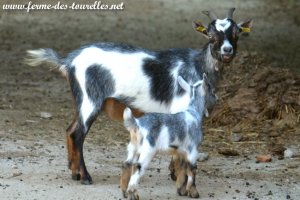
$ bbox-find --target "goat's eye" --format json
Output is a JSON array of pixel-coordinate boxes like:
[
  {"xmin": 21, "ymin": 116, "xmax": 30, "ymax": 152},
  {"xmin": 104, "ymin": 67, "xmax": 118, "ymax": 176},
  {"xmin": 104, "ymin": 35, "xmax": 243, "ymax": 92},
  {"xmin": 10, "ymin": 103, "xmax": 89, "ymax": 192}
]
[{"xmin": 208, "ymin": 34, "xmax": 215, "ymax": 42}]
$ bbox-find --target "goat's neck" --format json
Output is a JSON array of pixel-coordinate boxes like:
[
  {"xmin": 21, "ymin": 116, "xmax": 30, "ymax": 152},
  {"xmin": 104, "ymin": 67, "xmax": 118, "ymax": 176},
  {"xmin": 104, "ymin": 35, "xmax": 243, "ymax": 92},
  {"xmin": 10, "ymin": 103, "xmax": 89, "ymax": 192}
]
[
  {"xmin": 187, "ymin": 98, "xmax": 205, "ymax": 123},
  {"xmin": 195, "ymin": 43, "xmax": 219, "ymax": 85},
  {"xmin": 205, "ymin": 44, "xmax": 218, "ymax": 73}
]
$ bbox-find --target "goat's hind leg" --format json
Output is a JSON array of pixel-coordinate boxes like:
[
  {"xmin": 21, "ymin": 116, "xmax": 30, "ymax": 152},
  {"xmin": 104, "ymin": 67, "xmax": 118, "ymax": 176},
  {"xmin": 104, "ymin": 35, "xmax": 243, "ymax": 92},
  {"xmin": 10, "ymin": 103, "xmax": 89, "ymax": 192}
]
[
  {"xmin": 127, "ymin": 147, "xmax": 155, "ymax": 200},
  {"xmin": 121, "ymin": 142, "xmax": 137, "ymax": 197},
  {"xmin": 169, "ymin": 156, "xmax": 178, "ymax": 181},
  {"xmin": 120, "ymin": 162, "xmax": 133, "ymax": 198},
  {"xmin": 67, "ymin": 111, "xmax": 99, "ymax": 185},
  {"xmin": 66, "ymin": 117, "xmax": 81, "ymax": 181},
  {"xmin": 175, "ymin": 156, "xmax": 188, "ymax": 196}
]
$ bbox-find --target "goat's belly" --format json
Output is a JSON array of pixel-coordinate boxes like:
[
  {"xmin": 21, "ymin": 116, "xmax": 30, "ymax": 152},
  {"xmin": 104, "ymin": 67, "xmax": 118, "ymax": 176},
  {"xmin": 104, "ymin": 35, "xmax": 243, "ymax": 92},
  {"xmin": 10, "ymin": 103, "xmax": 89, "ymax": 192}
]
[{"xmin": 112, "ymin": 90, "xmax": 171, "ymax": 114}]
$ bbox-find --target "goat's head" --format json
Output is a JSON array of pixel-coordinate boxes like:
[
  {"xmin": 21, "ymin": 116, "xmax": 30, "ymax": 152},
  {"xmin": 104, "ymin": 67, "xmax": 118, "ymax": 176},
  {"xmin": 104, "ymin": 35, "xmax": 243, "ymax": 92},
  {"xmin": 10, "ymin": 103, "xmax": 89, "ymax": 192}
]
[{"xmin": 193, "ymin": 8, "xmax": 253, "ymax": 63}]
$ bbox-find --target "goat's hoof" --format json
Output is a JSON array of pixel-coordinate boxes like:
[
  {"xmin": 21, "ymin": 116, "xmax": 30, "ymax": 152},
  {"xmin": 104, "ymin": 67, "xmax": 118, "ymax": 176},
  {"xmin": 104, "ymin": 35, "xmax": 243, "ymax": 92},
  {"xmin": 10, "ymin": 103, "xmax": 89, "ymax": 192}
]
[
  {"xmin": 71, "ymin": 173, "xmax": 80, "ymax": 181},
  {"xmin": 170, "ymin": 171, "xmax": 177, "ymax": 181},
  {"xmin": 188, "ymin": 186, "xmax": 200, "ymax": 198},
  {"xmin": 177, "ymin": 186, "xmax": 188, "ymax": 196},
  {"xmin": 80, "ymin": 173, "xmax": 93, "ymax": 185},
  {"xmin": 122, "ymin": 190, "xmax": 128, "ymax": 198},
  {"xmin": 129, "ymin": 190, "xmax": 139, "ymax": 200}
]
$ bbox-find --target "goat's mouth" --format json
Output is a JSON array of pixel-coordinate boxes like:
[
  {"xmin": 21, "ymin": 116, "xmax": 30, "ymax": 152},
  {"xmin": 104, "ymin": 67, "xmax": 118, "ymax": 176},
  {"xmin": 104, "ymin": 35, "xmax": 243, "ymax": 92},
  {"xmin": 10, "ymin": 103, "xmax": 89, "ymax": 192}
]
[{"xmin": 221, "ymin": 54, "xmax": 233, "ymax": 63}]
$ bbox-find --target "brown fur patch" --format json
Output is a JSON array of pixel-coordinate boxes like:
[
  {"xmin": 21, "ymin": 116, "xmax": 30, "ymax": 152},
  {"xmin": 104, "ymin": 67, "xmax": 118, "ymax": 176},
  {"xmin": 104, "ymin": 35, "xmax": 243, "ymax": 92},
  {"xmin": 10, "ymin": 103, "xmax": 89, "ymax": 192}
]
[
  {"xmin": 66, "ymin": 119, "xmax": 79, "ymax": 174},
  {"xmin": 102, "ymin": 98, "xmax": 144, "ymax": 121},
  {"xmin": 120, "ymin": 162, "xmax": 132, "ymax": 198}
]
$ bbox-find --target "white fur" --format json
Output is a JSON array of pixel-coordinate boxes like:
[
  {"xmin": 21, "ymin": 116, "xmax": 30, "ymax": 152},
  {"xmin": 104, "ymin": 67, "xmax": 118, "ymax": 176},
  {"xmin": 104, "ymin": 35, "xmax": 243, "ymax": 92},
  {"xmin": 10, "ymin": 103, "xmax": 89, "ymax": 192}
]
[
  {"xmin": 205, "ymin": 45, "xmax": 218, "ymax": 71},
  {"xmin": 215, "ymin": 18, "xmax": 231, "ymax": 32},
  {"xmin": 72, "ymin": 47, "xmax": 173, "ymax": 114},
  {"xmin": 221, "ymin": 39, "xmax": 233, "ymax": 54},
  {"xmin": 187, "ymin": 175, "xmax": 193, "ymax": 185},
  {"xmin": 128, "ymin": 171, "xmax": 140, "ymax": 191},
  {"xmin": 126, "ymin": 142, "xmax": 137, "ymax": 163},
  {"xmin": 184, "ymin": 112, "xmax": 196, "ymax": 126},
  {"xmin": 75, "ymin": 65, "xmax": 95, "ymax": 126},
  {"xmin": 156, "ymin": 126, "xmax": 170, "ymax": 150}
]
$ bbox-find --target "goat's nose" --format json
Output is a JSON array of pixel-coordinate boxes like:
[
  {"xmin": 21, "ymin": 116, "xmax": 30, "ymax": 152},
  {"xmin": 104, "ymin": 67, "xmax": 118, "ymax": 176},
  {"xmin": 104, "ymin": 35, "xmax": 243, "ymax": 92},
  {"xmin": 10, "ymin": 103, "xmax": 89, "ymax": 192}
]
[{"xmin": 223, "ymin": 46, "xmax": 233, "ymax": 54}]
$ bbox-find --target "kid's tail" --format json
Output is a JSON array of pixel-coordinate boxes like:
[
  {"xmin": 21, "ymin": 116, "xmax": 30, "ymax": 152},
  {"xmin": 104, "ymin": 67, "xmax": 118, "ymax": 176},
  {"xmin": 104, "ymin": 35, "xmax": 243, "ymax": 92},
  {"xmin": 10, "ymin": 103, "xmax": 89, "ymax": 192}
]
[
  {"xmin": 123, "ymin": 107, "xmax": 138, "ymax": 131},
  {"xmin": 25, "ymin": 48, "xmax": 67, "ymax": 76}
]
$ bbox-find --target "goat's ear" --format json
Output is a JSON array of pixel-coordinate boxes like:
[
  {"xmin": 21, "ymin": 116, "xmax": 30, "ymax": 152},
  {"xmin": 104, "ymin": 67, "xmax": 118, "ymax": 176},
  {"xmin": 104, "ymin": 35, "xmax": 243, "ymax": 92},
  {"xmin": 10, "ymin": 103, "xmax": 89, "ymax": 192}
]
[
  {"xmin": 193, "ymin": 20, "xmax": 209, "ymax": 38},
  {"xmin": 238, "ymin": 19, "xmax": 253, "ymax": 33},
  {"xmin": 178, "ymin": 76, "xmax": 191, "ymax": 92}
]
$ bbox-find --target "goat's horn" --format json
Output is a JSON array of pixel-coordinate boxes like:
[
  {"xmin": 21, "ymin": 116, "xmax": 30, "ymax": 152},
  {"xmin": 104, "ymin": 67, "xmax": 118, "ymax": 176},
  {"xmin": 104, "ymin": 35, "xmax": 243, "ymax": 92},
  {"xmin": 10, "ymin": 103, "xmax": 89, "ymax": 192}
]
[
  {"xmin": 202, "ymin": 10, "xmax": 218, "ymax": 20},
  {"xmin": 227, "ymin": 8, "xmax": 235, "ymax": 19}
]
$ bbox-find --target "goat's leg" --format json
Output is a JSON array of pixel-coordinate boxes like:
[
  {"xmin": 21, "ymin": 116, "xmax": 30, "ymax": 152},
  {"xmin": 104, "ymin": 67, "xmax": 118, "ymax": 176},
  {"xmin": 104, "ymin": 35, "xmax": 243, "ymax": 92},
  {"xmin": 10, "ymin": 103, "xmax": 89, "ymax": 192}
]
[
  {"xmin": 71, "ymin": 111, "xmax": 99, "ymax": 185},
  {"xmin": 66, "ymin": 117, "xmax": 81, "ymax": 180},
  {"xmin": 175, "ymin": 157, "xmax": 188, "ymax": 196},
  {"xmin": 120, "ymin": 162, "xmax": 133, "ymax": 198},
  {"xmin": 186, "ymin": 149, "xmax": 200, "ymax": 198},
  {"xmin": 66, "ymin": 116, "xmax": 92, "ymax": 184},
  {"xmin": 186, "ymin": 163, "xmax": 199, "ymax": 198},
  {"xmin": 169, "ymin": 155, "xmax": 177, "ymax": 181},
  {"xmin": 127, "ymin": 147, "xmax": 155, "ymax": 200}
]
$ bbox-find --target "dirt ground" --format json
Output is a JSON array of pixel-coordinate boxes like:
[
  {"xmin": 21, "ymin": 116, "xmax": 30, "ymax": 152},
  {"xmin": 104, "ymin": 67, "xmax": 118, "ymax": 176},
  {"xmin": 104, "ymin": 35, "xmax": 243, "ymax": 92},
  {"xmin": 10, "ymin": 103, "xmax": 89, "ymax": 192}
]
[{"xmin": 0, "ymin": 0, "xmax": 300, "ymax": 200}]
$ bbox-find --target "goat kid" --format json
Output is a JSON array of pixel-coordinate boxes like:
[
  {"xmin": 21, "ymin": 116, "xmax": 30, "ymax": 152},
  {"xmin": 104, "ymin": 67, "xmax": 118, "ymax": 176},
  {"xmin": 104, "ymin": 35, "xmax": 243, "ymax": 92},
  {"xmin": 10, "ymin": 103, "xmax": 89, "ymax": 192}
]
[
  {"xmin": 121, "ymin": 74, "xmax": 215, "ymax": 199},
  {"xmin": 26, "ymin": 8, "xmax": 252, "ymax": 184}
]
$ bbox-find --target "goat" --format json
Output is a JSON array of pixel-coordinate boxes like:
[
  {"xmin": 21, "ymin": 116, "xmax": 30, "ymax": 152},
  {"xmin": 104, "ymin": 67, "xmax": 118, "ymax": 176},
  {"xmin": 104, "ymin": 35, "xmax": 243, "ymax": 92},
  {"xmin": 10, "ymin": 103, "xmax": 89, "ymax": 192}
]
[
  {"xmin": 26, "ymin": 8, "xmax": 252, "ymax": 184},
  {"xmin": 121, "ymin": 74, "xmax": 215, "ymax": 199}
]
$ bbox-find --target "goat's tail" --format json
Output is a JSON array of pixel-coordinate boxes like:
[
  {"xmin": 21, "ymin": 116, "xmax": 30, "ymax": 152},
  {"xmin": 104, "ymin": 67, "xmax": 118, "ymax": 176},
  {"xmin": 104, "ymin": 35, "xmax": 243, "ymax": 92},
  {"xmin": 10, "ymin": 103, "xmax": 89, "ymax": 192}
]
[
  {"xmin": 123, "ymin": 107, "xmax": 138, "ymax": 131},
  {"xmin": 25, "ymin": 48, "xmax": 67, "ymax": 76}
]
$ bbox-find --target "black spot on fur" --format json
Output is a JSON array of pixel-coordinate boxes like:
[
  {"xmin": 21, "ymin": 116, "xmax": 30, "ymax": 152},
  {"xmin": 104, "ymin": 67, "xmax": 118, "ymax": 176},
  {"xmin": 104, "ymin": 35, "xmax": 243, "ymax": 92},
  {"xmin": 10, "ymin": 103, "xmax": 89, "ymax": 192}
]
[
  {"xmin": 143, "ymin": 58, "xmax": 174, "ymax": 103},
  {"xmin": 146, "ymin": 122, "xmax": 161, "ymax": 147},
  {"xmin": 85, "ymin": 65, "xmax": 115, "ymax": 106},
  {"xmin": 68, "ymin": 67, "xmax": 82, "ymax": 111}
]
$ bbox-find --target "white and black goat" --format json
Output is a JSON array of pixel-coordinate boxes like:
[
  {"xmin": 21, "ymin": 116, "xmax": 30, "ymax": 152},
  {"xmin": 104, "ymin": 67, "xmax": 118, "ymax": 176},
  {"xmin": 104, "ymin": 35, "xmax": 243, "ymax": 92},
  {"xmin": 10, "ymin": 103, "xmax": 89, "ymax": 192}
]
[
  {"xmin": 121, "ymin": 74, "xmax": 215, "ymax": 199},
  {"xmin": 26, "ymin": 8, "xmax": 252, "ymax": 184}
]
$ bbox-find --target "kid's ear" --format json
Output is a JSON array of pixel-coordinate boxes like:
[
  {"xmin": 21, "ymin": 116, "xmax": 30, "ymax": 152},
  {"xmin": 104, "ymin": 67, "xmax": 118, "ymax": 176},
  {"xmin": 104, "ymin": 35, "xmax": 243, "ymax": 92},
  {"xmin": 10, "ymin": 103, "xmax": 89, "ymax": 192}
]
[
  {"xmin": 193, "ymin": 20, "xmax": 209, "ymax": 39},
  {"xmin": 238, "ymin": 19, "xmax": 253, "ymax": 33},
  {"xmin": 178, "ymin": 76, "xmax": 191, "ymax": 93}
]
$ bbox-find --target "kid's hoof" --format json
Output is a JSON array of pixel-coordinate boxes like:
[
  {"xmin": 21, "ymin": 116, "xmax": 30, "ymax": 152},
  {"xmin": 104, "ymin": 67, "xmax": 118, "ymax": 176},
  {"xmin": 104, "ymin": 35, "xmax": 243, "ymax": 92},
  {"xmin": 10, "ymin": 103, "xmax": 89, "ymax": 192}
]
[
  {"xmin": 177, "ymin": 186, "xmax": 188, "ymax": 196},
  {"xmin": 71, "ymin": 173, "xmax": 80, "ymax": 181},
  {"xmin": 170, "ymin": 171, "xmax": 177, "ymax": 181},
  {"xmin": 188, "ymin": 186, "xmax": 200, "ymax": 198},
  {"xmin": 129, "ymin": 190, "xmax": 139, "ymax": 200},
  {"xmin": 122, "ymin": 190, "xmax": 128, "ymax": 198}
]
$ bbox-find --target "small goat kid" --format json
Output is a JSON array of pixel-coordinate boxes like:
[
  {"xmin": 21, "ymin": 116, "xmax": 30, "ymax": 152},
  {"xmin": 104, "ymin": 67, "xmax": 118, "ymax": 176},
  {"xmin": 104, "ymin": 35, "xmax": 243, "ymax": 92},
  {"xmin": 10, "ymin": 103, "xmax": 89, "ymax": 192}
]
[
  {"xmin": 26, "ymin": 8, "xmax": 252, "ymax": 184},
  {"xmin": 121, "ymin": 74, "xmax": 214, "ymax": 199}
]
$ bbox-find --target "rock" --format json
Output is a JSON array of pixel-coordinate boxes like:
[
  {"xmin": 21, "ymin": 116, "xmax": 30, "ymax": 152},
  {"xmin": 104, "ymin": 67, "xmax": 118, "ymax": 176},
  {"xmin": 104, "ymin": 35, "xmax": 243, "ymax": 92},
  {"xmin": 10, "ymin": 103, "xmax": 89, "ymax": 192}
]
[
  {"xmin": 218, "ymin": 148, "xmax": 239, "ymax": 156},
  {"xmin": 197, "ymin": 152, "xmax": 209, "ymax": 161},
  {"xmin": 284, "ymin": 148, "xmax": 294, "ymax": 159},
  {"xmin": 256, "ymin": 155, "xmax": 272, "ymax": 163},
  {"xmin": 40, "ymin": 112, "xmax": 52, "ymax": 119},
  {"xmin": 231, "ymin": 133, "xmax": 243, "ymax": 142}
]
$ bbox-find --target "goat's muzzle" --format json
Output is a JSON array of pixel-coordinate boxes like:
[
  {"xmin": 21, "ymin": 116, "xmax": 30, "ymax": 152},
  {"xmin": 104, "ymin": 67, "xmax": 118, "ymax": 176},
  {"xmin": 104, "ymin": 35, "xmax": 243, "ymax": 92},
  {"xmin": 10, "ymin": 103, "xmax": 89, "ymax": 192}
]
[{"xmin": 221, "ymin": 53, "xmax": 234, "ymax": 63}]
